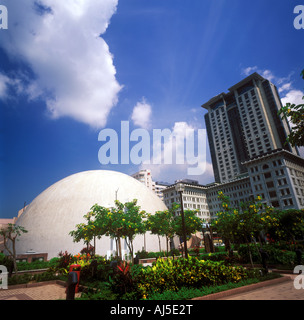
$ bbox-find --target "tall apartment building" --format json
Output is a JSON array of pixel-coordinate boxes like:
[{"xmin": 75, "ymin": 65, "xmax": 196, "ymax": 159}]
[
  {"xmin": 201, "ymin": 72, "xmax": 304, "ymax": 214},
  {"xmin": 163, "ymin": 73, "xmax": 304, "ymax": 219},
  {"xmin": 202, "ymin": 73, "xmax": 298, "ymax": 183}
]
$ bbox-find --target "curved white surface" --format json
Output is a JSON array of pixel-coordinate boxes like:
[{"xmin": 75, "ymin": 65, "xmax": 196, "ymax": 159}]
[{"xmin": 15, "ymin": 170, "xmax": 168, "ymax": 259}]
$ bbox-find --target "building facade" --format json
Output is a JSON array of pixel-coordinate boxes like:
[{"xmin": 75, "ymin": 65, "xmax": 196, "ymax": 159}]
[
  {"xmin": 163, "ymin": 179, "xmax": 211, "ymax": 221},
  {"xmin": 131, "ymin": 169, "xmax": 170, "ymax": 201},
  {"xmin": 131, "ymin": 169, "xmax": 155, "ymax": 192},
  {"xmin": 163, "ymin": 73, "xmax": 304, "ymax": 219},
  {"xmin": 243, "ymin": 149, "xmax": 304, "ymax": 210},
  {"xmin": 202, "ymin": 73, "xmax": 298, "ymax": 184}
]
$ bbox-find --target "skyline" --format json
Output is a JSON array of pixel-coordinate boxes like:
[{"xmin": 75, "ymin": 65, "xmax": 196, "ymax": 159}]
[{"xmin": 1, "ymin": 0, "xmax": 304, "ymax": 219}]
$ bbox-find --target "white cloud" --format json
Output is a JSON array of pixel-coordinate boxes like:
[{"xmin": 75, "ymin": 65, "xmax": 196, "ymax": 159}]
[
  {"xmin": 0, "ymin": 0, "xmax": 122, "ymax": 129},
  {"xmin": 139, "ymin": 121, "xmax": 214, "ymax": 183},
  {"xmin": 281, "ymin": 90, "xmax": 304, "ymax": 107},
  {"xmin": 140, "ymin": 160, "xmax": 214, "ymax": 185},
  {"xmin": 242, "ymin": 67, "xmax": 281, "ymax": 84},
  {"xmin": 242, "ymin": 66, "xmax": 303, "ymax": 108},
  {"xmin": 242, "ymin": 66, "xmax": 258, "ymax": 76},
  {"xmin": 278, "ymin": 82, "xmax": 292, "ymax": 93},
  {"xmin": 131, "ymin": 98, "xmax": 152, "ymax": 129},
  {"xmin": 260, "ymin": 69, "xmax": 276, "ymax": 82},
  {"xmin": 0, "ymin": 73, "xmax": 10, "ymax": 99}
]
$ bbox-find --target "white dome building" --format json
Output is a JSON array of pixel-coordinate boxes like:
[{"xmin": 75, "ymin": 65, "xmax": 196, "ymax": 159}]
[{"xmin": 15, "ymin": 170, "xmax": 168, "ymax": 259}]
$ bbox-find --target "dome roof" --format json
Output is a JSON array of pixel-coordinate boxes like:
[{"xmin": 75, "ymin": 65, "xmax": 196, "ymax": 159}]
[{"xmin": 15, "ymin": 170, "xmax": 168, "ymax": 259}]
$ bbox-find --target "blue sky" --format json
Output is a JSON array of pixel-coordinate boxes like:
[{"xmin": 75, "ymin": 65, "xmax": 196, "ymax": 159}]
[{"xmin": 0, "ymin": 0, "xmax": 303, "ymax": 219}]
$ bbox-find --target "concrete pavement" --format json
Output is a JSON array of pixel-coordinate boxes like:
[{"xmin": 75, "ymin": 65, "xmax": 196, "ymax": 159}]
[
  {"xmin": 0, "ymin": 281, "xmax": 66, "ymax": 300},
  {"xmin": 220, "ymin": 274, "xmax": 304, "ymax": 300}
]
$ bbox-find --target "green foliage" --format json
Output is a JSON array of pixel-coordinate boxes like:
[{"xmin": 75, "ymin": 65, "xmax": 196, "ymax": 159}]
[
  {"xmin": 278, "ymin": 69, "xmax": 304, "ymax": 147},
  {"xmin": 146, "ymin": 273, "xmax": 281, "ymax": 300},
  {"xmin": 8, "ymin": 270, "xmax": 61, "ymax": 286},
  {"xmin": 16, "ymin": 259, "xmax": 55, "ymax": 271},
  {"xmin": 212, "ymin": 192, "xmax": 304, "ymax": 264},
  {"xmin": 70, "ymin": 199, "xmax": 147, "ymax": 261},
  {"xmin": 117, "ymin": 200, "xmax": 147, "ymax": 261},
  {"xmin": 198, "ymin": 252, "xmax": 230, "ymax": 262},
  {"xmin": 267, "ymin": 209, "xmax": 304, "ymax": 242},
  {"xmin": 134, "ymin": 256, "xmax": 254, "ymax": 299},
  {"xmin": 0, "ymin": 253, "xmax": 13, "ymax": 270},
  {"xmin": 0, "ymin": 223, "xmax": 28, "ymax": 273},
  {"xmin": 135, "ymin": 249, "xmax": 180, "ymax": 259},
  {"xmin": 237, "ymin": 243, "xmax": 297, "ymax": 266},
  {"xmin": 146, "ymin": 204, "xmax": 178, "ymax": 254},
  {"xmin": 78, "ymin": 282, "xmax": 119, "ymax": 300},
  {"xmin": 57, "ymin": 250, "xmax": 73, "ymax": 269},
  {"xmin": 173, "ymin": 209, "xmax": 203, "ymax": 239},
  {"xmin": 109, "ymin": 261, "xmax": 137, "ymax": 297},
  {"xmin": 146, "ymin": 203, "xmax": 204, "ymax": 255}
]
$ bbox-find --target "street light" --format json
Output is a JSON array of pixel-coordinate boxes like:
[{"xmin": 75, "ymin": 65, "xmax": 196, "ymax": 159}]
[{"xmin": 175, "ymin": 183, "xmax": 188, "ymax": 258}]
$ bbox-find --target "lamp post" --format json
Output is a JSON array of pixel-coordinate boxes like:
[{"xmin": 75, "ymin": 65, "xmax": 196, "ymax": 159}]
[{"xmin": 175, "ymin": 183, "xmax": 188, "ymax": 258}]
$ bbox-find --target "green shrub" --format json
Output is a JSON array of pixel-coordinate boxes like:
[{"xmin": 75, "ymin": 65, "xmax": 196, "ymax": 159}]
[
  {"xmin": 237, "ymin": 243, "xmax": 296, "ymax": 266},
  {"xmin": 199, "ymin": 252, "xmax": 229, "ymax": 262},
  {"xmin": 8, "ymin": 273, "xmax": 33, "ymax": 285},
  {"xmin": 237, "ymin": 244, "xmax": 261, "ymax": 263},
  {"xmin": 0, "ymin": 253, "xmax": 13, "ymax": 271},
  {"xmin": 266, "ymin": 246, "xmax": 296, "ymax": 265},
  {"xmin": 16, "ymin": 260, "xmax": 51, "ymax": 271},
  {"xmin": 135, "ymin": 250, "xmax": 150, "ymax": 259},
  {"xmin": 78, "ymin": 282, "xmax": 118, "ymax": 300},
  {"xmin": 147, "ymin": 273, "xmax": 281, "ymax": 300},
  {"xmin": 8, "ymin": 271, "xmax": 61, "ymax": 286},
  {"xmin": 134, "ymin": 256, "xmax": 255, "ymax": 299}
]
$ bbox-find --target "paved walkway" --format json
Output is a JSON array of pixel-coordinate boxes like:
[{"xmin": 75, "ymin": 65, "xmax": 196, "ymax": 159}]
[
  {"xmin": 0, "ymin": 274, "xmax": 303, "ymax": 300},
  {"xmin": 220, "ymin": 274, "xmax": 304, "ymax": 300},
  {"xmin": 0, "ymin": 283, "xmax": 66, "ymax": 300}
]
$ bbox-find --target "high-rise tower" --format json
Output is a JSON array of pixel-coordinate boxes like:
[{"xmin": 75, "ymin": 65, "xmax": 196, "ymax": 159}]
[{"xmin": 202, "ymin": 73, "xmax": 298, "ymax": 183}]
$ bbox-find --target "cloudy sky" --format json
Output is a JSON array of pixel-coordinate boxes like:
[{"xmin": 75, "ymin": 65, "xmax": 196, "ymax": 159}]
[{"xmin": 1, "ymin": 0, "xmax": 303, "ymax": 218}]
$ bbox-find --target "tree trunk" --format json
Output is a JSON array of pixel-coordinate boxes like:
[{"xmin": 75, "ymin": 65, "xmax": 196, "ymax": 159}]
[
  {"xmin": 246, "ymin": 241, "xmax": 254, "ymax": 268},
  {"xmin": 208, "ymin": 225, "xmax": 215, "ymax": 253},
  {"xmin": 3, "ymin": 236, "xmax": 18, "ymax": 274},
  {"xmin": 158, "ymin": 235, "xmax": 161, "ymax": 252},
  {"xmin": 93, "ymin": 236, "xmax": 96, "ymax": 257},
  {"xmin": 125, "ymin": 238, "xmax": 134, "ymax": 264},
  {"xmin": 166, "ymin": 237, "xmax": 169, "ymax": 257},
  {"xmin": 117, "ymin": 237, "xmax": 122, "ymax": 260}
]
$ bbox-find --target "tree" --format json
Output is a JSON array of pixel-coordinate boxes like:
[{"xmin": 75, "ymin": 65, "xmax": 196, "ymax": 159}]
[
  {"xmin": 264, "ymin": 209, "xmax": 304, "ymax": 243},
  {"xmin": 70, "ymin": 209, "xmax": 106, "ymax": 257},
  {"xmin": 146, "ymin": 203, "xmax": 178, "ymax": 255},
  {"xmin": 0, "ymin": 224, "xmax": 28, "ymax": 274},
  {"xmin": 279, "ymin": 69, "xmax": 304, "ymax": 147},
  {"xmin": 213, "ymin": 192, "xmax": 270, "ymax": 267},
  {"xmin": 279, "ymin": 209, "xmax": 304, "ymax": 242},
  {"xmin": 211, "ymin": 192, "xmax": 239, "ymax": 252},
  {"xmin": 92, "ymin": 203, "xmax": 125, "ymax": 260},
  {"xmin": 70, "ymin": 200, "xmax": 147, "ymax": 263},
  {"xmin": 117, "ymin": 200, "xmax": 146, "ymax": 264},
  {"xmin": 173, "ymin": 209, "xmax": 203, "ymax": 243}
]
